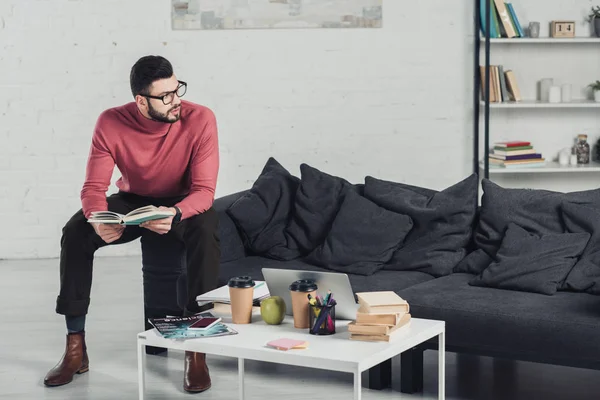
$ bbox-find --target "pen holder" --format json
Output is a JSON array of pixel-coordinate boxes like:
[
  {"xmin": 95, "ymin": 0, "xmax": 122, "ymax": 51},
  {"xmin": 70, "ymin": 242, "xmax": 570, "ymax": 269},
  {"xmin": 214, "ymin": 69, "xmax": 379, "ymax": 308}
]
[{"xmin": 308, "ymin": 304, "xmax": 336, "ymax": 335}]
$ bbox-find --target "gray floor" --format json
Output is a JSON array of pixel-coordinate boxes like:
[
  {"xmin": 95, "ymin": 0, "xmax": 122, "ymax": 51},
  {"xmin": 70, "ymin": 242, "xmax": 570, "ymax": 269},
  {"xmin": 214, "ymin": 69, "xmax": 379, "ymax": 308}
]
[{"xmin": 2, "ymin": 256, "xmax": 600, "ymax": 400}]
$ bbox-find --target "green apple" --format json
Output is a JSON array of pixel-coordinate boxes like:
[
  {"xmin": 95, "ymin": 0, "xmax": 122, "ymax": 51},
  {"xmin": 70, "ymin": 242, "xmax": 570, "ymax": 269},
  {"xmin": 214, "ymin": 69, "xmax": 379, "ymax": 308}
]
[{"xmin": 260, "ymin": 296, "xmax": 286, "ymax": 325}]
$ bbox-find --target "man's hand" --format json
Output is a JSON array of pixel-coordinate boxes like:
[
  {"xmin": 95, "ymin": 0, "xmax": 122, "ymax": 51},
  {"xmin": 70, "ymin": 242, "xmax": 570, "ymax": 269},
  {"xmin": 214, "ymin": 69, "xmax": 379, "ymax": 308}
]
[
  {"xmin": 140, "ymin": 207, "xmax": 176, "ymax": 235},
  {"xmin": 92, "ymin": 222, "xmax": 125, "ymax": 243}
]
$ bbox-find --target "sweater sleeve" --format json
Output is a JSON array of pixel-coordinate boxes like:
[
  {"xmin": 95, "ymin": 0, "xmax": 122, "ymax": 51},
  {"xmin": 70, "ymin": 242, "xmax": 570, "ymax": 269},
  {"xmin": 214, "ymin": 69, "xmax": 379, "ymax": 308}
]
[
  {"xmin": 80, "ymin": 115, "xmax": 116, "ymax": 218},
  {"xmin": 175, "ymin": 110, "xmax": 219, "ymax": 220}
]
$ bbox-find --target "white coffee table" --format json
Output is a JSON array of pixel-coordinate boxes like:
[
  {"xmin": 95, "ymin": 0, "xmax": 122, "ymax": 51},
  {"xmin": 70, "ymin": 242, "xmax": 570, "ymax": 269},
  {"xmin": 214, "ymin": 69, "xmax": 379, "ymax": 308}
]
[{"xmin": 137, "ymin": 310, "xmax": 445, "ymax": 400}]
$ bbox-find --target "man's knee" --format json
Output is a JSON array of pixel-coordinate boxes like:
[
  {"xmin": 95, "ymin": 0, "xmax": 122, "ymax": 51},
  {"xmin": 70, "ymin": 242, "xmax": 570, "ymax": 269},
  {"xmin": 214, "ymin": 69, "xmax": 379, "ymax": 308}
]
[{"xmin": 61, "ymin": 209, "xmax": 93, "ymax": 243}]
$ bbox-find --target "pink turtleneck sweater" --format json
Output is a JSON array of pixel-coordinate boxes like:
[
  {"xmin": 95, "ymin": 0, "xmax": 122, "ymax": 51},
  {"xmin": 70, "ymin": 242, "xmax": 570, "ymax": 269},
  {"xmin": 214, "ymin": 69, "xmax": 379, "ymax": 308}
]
[{"xmin": 80, "ymin": 100, "xmax": 219, "ymax": 220}]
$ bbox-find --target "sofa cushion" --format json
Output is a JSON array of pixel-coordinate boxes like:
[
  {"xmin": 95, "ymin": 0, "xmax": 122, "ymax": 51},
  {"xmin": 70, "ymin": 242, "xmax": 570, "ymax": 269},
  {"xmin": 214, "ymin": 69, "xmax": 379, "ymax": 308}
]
[
  {"xmin": 219, "ymin": 256, "xmax": 434, "ymax": 295},
  {"xmin": 305, "ymin": 190, "xmax": 413, "ymax": 276},
  {"xmin": 226, "ymin": 157, "xmax": 302, "ymax": 260},
  {"xmin": 561, "ymin": 202, "xmax": 600, "ymax": 294},
  {"xmin": 285, "ymin": 163, "xmax": 356, "ymax": 254},
  {"xmin": 217, "ymin": 211, "xmax": 247, "ymax": 263},
  {"xmin": 398, "ymin": 273, "xmax": 600, "ymax": 368},
  {"xmin": 468, "ymin": 223, "xmax": 590, "ymax": 295},
  {"xmin": 214, "ymin": 191, "xmax": 248, "ymax": 263},
  {"xmin": 363, "ymin": 174, "xmax": 478, "ymax": 277},
  {"xmin": 464, "ymin": 179, "xmax": 600, "ymax": 274}
]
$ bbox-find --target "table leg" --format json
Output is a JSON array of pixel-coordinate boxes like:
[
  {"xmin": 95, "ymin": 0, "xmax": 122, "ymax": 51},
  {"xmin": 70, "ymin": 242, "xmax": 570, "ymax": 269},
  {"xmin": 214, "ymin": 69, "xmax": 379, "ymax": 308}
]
[
  {"xmin": 438, "ymin": 331, "xmax": 445, "ymax": 400},
  {"xmin": 354, "ymin": 371, "xmax": 362, "ymax": 400},
  {"xmin": 238, "ymin": 358, "xmax": 245, "ymax": 400},
  {"xmin": 137, "ymin": 340, "xmax": 145, "ymax": 400}
]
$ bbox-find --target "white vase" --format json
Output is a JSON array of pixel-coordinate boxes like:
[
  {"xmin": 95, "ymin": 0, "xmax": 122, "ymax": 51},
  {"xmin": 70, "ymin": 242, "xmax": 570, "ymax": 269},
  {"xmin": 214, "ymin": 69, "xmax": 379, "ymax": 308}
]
[{"xmin": 595, "ymin": 91, "xmax": 600, "ymax": 102}]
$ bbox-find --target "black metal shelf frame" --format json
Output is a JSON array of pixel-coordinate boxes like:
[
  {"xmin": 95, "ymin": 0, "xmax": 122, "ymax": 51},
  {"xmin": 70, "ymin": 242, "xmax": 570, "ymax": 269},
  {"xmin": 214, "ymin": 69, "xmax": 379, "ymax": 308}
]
[{"xmin": 473, "ymin": 0, "xmax": 492, "ymax": 181}]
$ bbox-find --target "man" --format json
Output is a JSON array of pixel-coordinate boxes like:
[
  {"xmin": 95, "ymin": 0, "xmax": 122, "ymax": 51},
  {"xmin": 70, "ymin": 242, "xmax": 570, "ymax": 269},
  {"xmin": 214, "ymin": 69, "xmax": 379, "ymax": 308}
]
[{"xmin": 43, "ymin": 55, "xmax": 220, "ymax": 393}]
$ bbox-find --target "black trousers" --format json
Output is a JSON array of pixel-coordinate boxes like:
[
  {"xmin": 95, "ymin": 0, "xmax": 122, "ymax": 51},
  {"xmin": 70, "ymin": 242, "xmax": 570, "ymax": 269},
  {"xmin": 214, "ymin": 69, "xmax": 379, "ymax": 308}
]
[{"xmin": 55, "ymin": 191, "xmax": 221, "ymax": 317}]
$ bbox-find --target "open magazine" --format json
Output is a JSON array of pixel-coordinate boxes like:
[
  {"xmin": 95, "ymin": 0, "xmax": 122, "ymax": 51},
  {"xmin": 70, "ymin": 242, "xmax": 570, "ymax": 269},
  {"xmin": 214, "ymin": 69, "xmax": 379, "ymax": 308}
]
[{"xmin": 148, "ymin": 312, "xmax": 238, "ymax": 339}]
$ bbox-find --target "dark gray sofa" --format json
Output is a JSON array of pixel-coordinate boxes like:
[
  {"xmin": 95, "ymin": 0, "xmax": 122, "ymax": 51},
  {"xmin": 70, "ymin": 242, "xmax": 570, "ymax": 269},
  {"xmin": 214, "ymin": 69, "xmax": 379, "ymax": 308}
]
[{"xmin": 207, "ymin": 158, "xmax": 600, "ymax": 394}]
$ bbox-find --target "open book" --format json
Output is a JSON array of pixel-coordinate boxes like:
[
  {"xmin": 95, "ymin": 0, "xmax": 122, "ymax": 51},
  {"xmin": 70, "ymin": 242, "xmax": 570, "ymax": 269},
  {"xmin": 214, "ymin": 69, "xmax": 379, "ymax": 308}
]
[{"xmin": 87, "ymin": 205, "xmax": 175, "ymax": 225}]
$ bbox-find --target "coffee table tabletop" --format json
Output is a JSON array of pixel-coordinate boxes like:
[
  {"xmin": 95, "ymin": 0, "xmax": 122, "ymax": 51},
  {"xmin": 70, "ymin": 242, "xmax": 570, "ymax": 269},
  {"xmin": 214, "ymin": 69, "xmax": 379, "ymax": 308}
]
[{"xmin": 137, "ymin": 307, "xmax": 445, "ymax": 400}]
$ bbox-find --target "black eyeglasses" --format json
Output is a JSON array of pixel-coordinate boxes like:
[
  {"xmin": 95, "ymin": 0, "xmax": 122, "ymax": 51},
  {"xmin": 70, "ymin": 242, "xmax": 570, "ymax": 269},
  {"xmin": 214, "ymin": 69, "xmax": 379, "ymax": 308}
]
[{"xmin": 144, "ymin": 80, "xmax": 187, "ymax": 105}]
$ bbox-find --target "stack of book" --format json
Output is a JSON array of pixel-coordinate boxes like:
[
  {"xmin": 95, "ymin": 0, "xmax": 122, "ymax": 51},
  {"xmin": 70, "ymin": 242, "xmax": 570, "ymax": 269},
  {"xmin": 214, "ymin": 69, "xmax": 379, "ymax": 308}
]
[
  {"xmin": 489, "ymin": 141, "xmax": 545, "ymax": 168},
  {"xmin": 348, "ymin": 291, "xmax": 411, "ymax": 342}
]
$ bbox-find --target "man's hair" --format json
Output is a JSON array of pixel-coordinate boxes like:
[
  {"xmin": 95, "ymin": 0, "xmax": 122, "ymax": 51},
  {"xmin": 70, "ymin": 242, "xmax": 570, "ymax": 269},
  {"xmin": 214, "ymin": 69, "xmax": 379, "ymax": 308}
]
[{"xmin": 129, "ymin": 55, "xmax": 174, "ymax": 97}]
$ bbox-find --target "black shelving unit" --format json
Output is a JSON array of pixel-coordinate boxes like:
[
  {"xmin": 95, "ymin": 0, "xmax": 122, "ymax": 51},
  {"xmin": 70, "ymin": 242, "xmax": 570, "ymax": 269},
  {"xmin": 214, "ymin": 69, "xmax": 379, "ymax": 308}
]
[{"xmin": 473, "ymin": 0, "xmax": 492, "ymax": 181}]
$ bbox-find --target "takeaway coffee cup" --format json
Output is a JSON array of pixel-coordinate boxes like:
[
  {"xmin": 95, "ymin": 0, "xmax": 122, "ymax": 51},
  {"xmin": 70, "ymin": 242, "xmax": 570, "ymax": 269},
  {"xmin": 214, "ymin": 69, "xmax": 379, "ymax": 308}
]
[
  {"xmin": 289, "ymin": 279, "xmax": 318, "ymax": 329},
  {"xmin": 228, "ymin": 276, "xmax": 256, "ymax": 324}
]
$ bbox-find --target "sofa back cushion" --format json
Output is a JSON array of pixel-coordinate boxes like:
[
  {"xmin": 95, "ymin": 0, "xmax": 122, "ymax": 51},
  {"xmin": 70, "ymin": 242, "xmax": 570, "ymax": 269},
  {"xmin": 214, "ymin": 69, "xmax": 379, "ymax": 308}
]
[
  {"xmin": 463, "ymin": 179, "xmax": 600, "ymax": 274},
  {"xmin": 226, "ymin": 157, "xmax": 302, "ymax": 260},
  {"xmin": 285, "ymin": 163, "xmax": 357, "ymax": 254},
  {"xmin": 560, "ymin": 202, "xmax": 600, "ymax": 294},
  {"xmin": 304, "ymin": 190, "xmax": 414, "ymax": 276},
  {"xmin": 363, "ymin": 174, "xmax": 478, "ymax": 277},
  {"xmin": 469, "ymin": 223, "xmax": 590, "ymax": 295}
]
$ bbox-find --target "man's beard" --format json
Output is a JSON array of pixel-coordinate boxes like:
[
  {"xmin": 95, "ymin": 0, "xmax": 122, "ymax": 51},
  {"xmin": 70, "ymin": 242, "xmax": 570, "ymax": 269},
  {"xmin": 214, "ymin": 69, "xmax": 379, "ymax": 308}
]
[{"xmin": 147, "ymin": 102, "xmax": 181, "ymax": 123}]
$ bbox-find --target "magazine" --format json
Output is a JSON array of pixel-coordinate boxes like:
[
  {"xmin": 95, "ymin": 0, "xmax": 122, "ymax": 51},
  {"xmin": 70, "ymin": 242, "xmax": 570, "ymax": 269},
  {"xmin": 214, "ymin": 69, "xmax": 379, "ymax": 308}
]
[{"xmin": 148, "ymin": 312, "xmax": 238, "ymax": 339}]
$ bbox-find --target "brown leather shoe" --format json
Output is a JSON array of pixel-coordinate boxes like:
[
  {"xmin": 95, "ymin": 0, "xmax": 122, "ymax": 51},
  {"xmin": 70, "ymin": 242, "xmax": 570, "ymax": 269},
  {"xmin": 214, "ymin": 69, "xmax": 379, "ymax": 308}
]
[
  {"xmin": 44, "ymin": 331, "xmax": 89, "ymax": 387},
  {"xmin": 184, "ymin": 351, "xmax": 211, "ymax": 393}
]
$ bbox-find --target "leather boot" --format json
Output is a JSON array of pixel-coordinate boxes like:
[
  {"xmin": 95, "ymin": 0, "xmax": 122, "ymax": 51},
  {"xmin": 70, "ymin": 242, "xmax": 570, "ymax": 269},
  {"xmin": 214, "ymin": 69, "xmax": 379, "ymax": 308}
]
[
  {"xmin": 183, "ymin": 351, "xmax": 211, "ymax": 393},
  {"xmin": 44, "ymin": 331, "xmax": 89, "ymax": 387}
]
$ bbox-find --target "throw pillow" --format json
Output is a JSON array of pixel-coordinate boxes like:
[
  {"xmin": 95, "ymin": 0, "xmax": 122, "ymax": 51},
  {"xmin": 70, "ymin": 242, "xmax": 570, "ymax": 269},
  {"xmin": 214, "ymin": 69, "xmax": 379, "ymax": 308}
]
[
  {"xmin": 226, "ymin": 157, "xmax": 302, "ymax": 260},
  {"xmin": 471, "ymin": 179, "xmax": 600, "ymax": 273},
  {"xmin": 305, "ymin": 190, "xmax": 414, "ymax": 276},
  {"xmin": 560, "ymin": 202, "xmax": 600, "ymax": 294},
  {"xmin": 363, "ymin": 174, "xmax": 478, "ymax": 277},
  {"xmin": 285, "ymin": 163, "xmax": 356, "ymax": 254},
  {"xmin": 469, "ymin": 223, "xmax": 590, "ymax": 295}
]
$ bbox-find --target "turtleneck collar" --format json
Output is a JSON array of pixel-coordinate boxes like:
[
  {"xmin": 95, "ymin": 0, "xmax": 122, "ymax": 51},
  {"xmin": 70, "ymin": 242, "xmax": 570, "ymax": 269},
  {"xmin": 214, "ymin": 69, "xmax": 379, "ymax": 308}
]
[{"xmin": 126, "ymin": 101, "xmax": 177, "ymax": 136}]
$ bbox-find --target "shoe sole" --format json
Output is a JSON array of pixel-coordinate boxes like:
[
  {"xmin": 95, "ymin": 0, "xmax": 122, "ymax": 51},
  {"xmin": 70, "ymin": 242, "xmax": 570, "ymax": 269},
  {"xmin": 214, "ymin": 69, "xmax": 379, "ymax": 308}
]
[
  {"xmin": 44, "ymin": 366, "xmax": 89, "ymax": 387},
  {"xmin": 183, "ymin": 383, "xmax": 211, "ymax": 393}
]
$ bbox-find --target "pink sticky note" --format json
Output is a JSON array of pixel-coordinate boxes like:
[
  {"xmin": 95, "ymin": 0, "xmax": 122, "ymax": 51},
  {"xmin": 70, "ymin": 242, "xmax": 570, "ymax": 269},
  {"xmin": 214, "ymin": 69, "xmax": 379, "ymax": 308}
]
[{"xmin": 266, "ymin": 338, "xmax": 307, "ymax": 351}]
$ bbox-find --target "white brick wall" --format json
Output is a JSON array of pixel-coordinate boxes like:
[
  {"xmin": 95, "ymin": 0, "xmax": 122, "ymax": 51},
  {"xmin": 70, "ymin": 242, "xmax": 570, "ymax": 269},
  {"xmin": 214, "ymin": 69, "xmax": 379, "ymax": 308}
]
[{"xmin": 3, "ymin": 0, "xmax": 595, "ymax": 260}]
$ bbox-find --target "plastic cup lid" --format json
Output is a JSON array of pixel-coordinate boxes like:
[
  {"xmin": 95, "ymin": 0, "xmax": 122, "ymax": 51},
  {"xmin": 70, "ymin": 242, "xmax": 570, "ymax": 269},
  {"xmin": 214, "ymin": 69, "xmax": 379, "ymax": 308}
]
[
  {"xmin": 289, "ymin": 279, "xmax": 318, "ymax": 292},
  {"xmin": 228, "ymin": 276, "xmax": 255, "ymax": 288}
]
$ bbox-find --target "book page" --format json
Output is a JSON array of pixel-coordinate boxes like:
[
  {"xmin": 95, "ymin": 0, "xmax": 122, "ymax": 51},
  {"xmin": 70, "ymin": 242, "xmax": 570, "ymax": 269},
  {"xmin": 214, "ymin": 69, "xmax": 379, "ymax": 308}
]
[{"xmin": 126, "ymin": 205, "xmax": 159, "ymax": 217}]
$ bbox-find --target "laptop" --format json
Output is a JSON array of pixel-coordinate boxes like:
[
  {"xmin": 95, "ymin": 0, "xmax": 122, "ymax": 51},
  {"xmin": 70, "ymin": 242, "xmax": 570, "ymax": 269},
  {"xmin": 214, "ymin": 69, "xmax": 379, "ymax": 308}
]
[{"xmin": 261, "ymin": 268, "xmax": 360, "ymax": 320}]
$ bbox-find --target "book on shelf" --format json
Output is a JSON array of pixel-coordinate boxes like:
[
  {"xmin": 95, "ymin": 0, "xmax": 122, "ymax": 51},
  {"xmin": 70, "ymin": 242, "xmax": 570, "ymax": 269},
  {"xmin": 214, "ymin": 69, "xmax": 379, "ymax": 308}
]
[
  {"xmin": 87, "ymin": 205, "xmax": 175, "ymax": 225},
  {"xmin": 488, "ymin": 140, "xmax": 545, "ymax": 168},
  {"xmin": 480, "ymin": 65, "xmax": 521, "ymax": 103},
  {"xmin": 494, "ymin": 141, "xmax": 531, "ymax": 148},
  {"xmin": 480, "ymin": 0, "xmax": 524, "ymax": 39},
  {"xmin": 490, "ymin": 153, "xmax": 542, "ymax": 161}
]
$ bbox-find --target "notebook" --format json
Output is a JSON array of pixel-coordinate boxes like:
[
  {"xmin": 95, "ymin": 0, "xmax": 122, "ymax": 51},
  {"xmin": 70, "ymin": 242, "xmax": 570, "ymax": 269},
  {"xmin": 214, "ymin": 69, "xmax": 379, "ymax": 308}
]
[{"xmin": 196, "ymin": 281, "xmax": 270, "ymax": 306}]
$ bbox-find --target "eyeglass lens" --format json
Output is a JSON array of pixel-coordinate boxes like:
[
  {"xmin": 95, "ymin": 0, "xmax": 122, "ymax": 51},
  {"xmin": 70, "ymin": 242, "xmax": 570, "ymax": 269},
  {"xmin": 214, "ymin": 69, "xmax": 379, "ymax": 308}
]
[{"xmin": 163, "ymin": 83, "xmax": 187, "ymax": 104}]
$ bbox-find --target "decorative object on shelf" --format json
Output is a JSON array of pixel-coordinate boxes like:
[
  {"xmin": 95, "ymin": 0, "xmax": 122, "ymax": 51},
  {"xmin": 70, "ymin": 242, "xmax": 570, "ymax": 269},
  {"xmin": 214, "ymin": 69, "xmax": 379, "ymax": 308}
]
[
  {"xmin": 529, "ymin": 21, "xmax": 540, "ymax": 38},
  {"xmin": 539, "ymin": 78, "xmax": 554, "ymax": 102},
  {"xmin": 561, "ymin": 84, "xmax": 572, "ymax": 102},
  {"xmin": 550, "ymin": 21, "xmax": 575, "ymax": 38},
  {"xmin": 558, "ymin": 148, "xmax": 571, "ymax": 166},
  {"xmin": 549, "ymin": 86, "xmax": 561, "ymax": 103},
  {"xmin": 589, "ymin": 80, "xmax": 600, "ymax": 102},
  {"xmin": 576, "ymin": 134, "xmax": 591, "ymax": 164},
  {"xmin": 570, "ymin": 153, "xmax": 578, "ymax": 166},
  {"xmin": 587, "ymin": 6, "xmax": 600, "ymax": 37}
]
